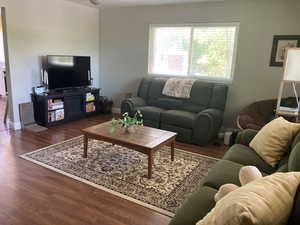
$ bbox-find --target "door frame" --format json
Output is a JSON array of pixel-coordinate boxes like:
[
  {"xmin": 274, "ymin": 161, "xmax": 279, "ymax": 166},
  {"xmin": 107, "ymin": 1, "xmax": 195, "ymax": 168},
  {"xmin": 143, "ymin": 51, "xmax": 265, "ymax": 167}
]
[{"xmin": 1, "ymin": 7, "xmax": 15, "ymax": 128}]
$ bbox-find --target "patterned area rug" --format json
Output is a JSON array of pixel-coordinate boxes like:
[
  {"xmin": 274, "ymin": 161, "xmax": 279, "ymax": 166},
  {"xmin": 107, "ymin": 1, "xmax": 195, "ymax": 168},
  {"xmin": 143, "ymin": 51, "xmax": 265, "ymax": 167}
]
[{"xmin": 20, "ymin": 136, "xmax": 218, "ymax": 216}]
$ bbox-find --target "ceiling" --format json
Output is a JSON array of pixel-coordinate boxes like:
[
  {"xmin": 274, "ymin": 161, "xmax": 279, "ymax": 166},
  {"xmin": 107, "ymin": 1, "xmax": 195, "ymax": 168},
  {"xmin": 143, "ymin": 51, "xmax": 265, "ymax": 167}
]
[{"xmin": 66, "ymin": 0, "xmax": 222, "ymax": 8}]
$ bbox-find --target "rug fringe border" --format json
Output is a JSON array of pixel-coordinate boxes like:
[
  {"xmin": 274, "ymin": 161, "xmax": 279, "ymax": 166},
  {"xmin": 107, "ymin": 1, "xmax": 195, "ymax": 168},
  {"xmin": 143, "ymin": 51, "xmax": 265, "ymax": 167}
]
[
  {"xmin": 20, "ymin": 135, "xmax": 85, "ymax": 156},
  {"xmin": 19, "ymin": 154, "xmax": 175, "ymax": 218}
]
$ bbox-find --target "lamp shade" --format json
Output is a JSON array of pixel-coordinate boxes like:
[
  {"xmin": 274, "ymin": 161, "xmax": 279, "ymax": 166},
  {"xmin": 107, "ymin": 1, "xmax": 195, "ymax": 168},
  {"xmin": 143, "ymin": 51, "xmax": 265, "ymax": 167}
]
[{"xmin": 283, "ymin": 48, "xmax": 300, "ymax": 82}]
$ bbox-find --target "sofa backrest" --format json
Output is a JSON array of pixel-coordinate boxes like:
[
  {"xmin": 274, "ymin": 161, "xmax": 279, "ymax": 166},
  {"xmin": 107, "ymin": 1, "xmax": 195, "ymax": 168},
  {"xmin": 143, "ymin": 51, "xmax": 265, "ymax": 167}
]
[
  {"xmin": 137, "ymin": 77, "xmax": 228, "ymax": 113},
  {"xmin": 288, "ymin": 184, "xmax": 300, "ymax": 225},
  {"xmin": 291, "ymin": 131, "xmax": 300, "ymax": 149},
  {"xmin": 137, "ymin": 77, "xmax": 152, "ymax": 100},
  {"xmin": 282, "ymin": 130, "xmax": 300, "ymax": 225},
  {"xmin": 273, "ymin": 131, "xmax": 300, "ymax": 173},
  {"xmin": 287, "ymin": 140, "xmax": 300, "ymax": 225}
]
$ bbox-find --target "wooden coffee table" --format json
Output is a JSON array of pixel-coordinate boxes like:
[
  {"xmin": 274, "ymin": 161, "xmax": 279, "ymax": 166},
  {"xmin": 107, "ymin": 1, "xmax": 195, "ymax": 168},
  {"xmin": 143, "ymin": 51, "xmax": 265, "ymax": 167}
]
[{"xmin": 82, "ymin": 121, "xmax": 177, "ymax": 179}]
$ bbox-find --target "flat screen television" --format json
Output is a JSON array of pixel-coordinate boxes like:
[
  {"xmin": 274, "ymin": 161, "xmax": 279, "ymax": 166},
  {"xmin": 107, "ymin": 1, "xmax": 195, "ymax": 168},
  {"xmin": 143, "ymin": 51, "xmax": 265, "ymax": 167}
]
[{"xmin": 44, "ymin": 55, "xmax": 91, "ymax": 90}]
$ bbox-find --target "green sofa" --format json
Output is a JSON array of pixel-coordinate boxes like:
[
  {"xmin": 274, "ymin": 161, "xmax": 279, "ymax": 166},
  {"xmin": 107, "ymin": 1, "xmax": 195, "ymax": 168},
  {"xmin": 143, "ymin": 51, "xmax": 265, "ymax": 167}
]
[
  {"xmin": 121, "ymin": 78, "xmax": 228, "ymax": 145},
  {"xmin": 169, "ymin": 129, "xmax": 300, "ymax": 225}
]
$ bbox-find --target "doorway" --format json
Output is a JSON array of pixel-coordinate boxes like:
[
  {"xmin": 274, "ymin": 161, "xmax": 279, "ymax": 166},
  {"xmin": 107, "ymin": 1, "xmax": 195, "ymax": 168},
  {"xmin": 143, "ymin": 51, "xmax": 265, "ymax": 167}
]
[{"xmin": 0, "ymin": 7, "xmax": 12, "ymax": 131}]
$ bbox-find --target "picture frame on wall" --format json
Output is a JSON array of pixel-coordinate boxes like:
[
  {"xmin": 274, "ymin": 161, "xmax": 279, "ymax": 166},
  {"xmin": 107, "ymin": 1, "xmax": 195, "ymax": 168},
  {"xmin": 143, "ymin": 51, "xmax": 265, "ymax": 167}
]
[{"xmin": 270, "ymin": 35, "xmax": 300, "ymax": 67}]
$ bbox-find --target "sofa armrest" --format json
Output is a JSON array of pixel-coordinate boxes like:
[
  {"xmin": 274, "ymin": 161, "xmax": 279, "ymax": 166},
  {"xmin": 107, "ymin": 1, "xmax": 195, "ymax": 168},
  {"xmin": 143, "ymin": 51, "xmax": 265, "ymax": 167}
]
[
  {"xmin": 193, "ymin": 108, "xmax": 223, "ymax": 145},
  {"xmin": 121, "ymin": 97, "xmax": 146, "ymax": 116},
  {"xmin": 288, "ymin": 142, "xmax": 300, "ymax": 172},
  {"xmin": 235, "ymin": 129, "xmax": 258, "ymax": 146}
]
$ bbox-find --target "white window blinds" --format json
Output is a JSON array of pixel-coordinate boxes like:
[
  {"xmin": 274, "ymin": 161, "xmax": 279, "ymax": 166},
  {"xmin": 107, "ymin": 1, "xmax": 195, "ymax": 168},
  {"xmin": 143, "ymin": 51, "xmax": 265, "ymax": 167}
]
[{"xmin": 148, "ymin": 24, "xmax": 239, "ymax": 82}]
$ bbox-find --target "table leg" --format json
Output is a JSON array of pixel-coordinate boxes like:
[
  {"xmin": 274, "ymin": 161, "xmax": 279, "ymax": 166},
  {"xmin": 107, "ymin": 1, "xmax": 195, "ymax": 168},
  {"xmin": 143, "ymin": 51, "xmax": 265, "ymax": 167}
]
[
  {"xmin": 171, "ymin": 140, "xmax": 175, "ymax": 161},
  {"xmin": 83, "ymin": 134, "xmax": 88, "ymax": 158},
  {"xmin": 148, "ymin": 151, "xmax": 153, "ymax": 179}
]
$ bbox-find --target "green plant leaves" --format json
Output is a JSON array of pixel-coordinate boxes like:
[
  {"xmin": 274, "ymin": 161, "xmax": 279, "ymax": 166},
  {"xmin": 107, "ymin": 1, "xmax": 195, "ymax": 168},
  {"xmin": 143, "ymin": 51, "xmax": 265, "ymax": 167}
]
[{"xmin": 109, "ymin": 111, "xmax": 144, "ymax": 133}]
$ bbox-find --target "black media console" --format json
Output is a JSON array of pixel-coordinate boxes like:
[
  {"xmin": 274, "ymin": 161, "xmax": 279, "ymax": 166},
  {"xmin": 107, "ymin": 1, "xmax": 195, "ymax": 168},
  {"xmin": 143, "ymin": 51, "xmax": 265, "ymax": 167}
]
[{"xmin": 31, "ymin": 88, "xmax": 101, "ymax": 127}]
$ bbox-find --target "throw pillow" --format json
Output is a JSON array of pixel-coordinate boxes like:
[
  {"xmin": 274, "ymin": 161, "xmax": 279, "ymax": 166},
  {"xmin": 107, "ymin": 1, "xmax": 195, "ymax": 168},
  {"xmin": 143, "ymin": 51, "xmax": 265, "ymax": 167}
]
[
  {"xmin": 249, "ymin": 117, "xmax": 300, "ymax": 167},
  {"xmin": 197, "ymin": 172, "xmax": 300, "ymax": 225},
  {"xmin": 215, "ymin": 166, "xmax": 262, "ymax": 203},
  {"xmin": 239, "ymin": 165, "xmax": 262, "ymax": 185}
]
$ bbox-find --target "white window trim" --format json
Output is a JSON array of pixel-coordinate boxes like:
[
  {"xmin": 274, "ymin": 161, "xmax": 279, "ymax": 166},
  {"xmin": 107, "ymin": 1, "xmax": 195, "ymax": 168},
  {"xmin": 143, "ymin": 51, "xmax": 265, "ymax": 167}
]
[{"xmin": 147, "ymin": 22, "xmax": 240, "ymax": 84}]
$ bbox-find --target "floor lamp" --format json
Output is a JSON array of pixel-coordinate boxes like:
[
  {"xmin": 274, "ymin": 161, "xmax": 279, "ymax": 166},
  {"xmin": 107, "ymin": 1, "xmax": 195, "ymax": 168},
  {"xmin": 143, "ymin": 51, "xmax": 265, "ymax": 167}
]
[{"xmin": 276, "ymin": 48, "xmax": 300, "ymax": 121}]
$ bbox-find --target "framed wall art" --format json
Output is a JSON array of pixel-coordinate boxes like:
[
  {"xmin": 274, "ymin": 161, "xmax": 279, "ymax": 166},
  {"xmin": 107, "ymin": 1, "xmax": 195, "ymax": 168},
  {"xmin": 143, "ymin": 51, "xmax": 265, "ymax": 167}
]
[{"xmin": 270, "ymin": 35, "xmax": 300, "ymax": 67}]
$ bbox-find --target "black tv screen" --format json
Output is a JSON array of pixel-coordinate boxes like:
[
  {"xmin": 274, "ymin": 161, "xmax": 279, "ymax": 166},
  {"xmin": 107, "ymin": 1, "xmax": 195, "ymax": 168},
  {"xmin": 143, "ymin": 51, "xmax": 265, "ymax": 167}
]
[{"xmin": 45, "ymin": 55, "xmax": 91, "ymax": 89}]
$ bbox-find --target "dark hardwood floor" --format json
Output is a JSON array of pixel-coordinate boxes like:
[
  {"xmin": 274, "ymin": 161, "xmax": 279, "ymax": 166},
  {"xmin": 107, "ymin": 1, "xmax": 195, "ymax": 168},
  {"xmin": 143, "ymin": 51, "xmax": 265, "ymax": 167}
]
[{"xmin": 0, "ymin": 114, "xmax": 227, "ymax": 225}]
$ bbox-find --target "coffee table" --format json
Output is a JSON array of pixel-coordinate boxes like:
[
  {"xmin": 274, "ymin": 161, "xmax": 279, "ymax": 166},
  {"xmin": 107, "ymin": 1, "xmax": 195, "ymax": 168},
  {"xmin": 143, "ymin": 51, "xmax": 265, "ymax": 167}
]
[{"xmin": 82, "ymin": 121, "xmax": 177, "ymax": 179}]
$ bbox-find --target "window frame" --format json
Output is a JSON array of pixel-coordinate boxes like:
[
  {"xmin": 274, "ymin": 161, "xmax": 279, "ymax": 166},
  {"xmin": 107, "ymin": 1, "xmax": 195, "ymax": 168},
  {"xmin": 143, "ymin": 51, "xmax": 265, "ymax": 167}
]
[{"xmin": 147, "ymin": 22, "xmax": 240, "ymax": 83}]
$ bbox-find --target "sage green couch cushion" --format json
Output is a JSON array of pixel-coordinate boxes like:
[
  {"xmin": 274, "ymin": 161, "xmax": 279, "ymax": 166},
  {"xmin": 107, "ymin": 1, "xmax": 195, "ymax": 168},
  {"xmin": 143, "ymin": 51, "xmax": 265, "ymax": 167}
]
[
  {"xmin": 288, "ymin": 186, "xmax": 300, "ymax": 225},
  {"xmin": 161, "ymin": 124, "xmax": 192, "ymax": 143},
  {"xmin": 169, "ymin": 186, "xmax": 217, "ymax": 225},
  {"xmin": 235, "ymin": 129, "xmax": 258, "ymax": 146},
  {"xmin": 180, "ymin": 104, "xmax": 206, "ymax": 114},
  {"xmin": 156, "ymin": 98, "xmax": 183, "ymax": 110},
  {"xmin": 282, "ymin": 133, "xmax": 300, "ymax": 225},
  {"xmin": 137, "ymin": 78, "xmax": 152, "ymax": 100},
  {"xmin": 277, "ymin": 154, "xmax": 289, "ymax": 172},
  {"xmin": 288, "ymin": 142, "xmax": 300, "ymax": 172},
  {"xmin": 137, "ymin": 106, "xmax": 164, "ymax": 122},
  {"xmin": 147, "ymin": 78, "xmax": 166, "ymax": 106},
  {"xmin": 209, "ymin": 85, "xmax": 228, "ymax": 110},
  {"xmin": 143, "ymin": 120, "xmax": 159, "ymax": 128},
  {"xmin": 181, "ymin": 82, "xmax": 213, "ymax": 113},
  {"xmin": 201, "ymin": 160, "xmax": 242, "ymax": 189},
  {"xmin": 277, "ymin": 163, "xmax": 289, "ymax": 172},
  {"xmin": 223, "ymin": 144, "xmax": 276, "ymax": 174},
  {"xmin": 161, "ymin": 110, "xmax": 197, "ymax": 129},
  {"xmin": 291, "ymin": 130, "xmax": 300, "ymax": 148}
]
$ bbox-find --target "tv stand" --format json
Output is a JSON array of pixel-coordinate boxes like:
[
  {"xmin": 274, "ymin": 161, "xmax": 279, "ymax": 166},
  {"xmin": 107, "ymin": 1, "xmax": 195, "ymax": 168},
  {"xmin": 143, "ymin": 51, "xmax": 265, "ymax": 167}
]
[{"xmin": 31, "ymin": 88, "xmax": 101, "ymax": 127}]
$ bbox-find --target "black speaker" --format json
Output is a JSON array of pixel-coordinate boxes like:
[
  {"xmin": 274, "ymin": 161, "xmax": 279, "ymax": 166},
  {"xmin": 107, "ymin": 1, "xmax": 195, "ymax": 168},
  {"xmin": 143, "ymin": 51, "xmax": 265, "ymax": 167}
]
[{"xmin": 99, "ymin": 96, "xmax": 113, "ymax": 114}]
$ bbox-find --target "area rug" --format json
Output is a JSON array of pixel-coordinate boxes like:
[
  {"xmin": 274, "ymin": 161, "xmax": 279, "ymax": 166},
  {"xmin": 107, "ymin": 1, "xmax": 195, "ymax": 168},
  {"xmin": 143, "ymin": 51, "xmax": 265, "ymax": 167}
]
[{"xmin": 20, "ymin": 136, "xmax": 218, "ymax": 217}]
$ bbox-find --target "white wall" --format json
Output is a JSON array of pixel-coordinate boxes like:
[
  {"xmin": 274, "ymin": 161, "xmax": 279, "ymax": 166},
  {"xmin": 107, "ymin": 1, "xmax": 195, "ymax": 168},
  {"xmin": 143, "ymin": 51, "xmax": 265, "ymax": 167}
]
[
  {"xmin": 0, "ymin": 17, "xmax": 5, "ymax": 65},
  {"xmin": 99, "ymin": 0, "xmax": 300, "ymax": 127},
  {"xmin": 0, "ymin": 0, "xmax": 100, "ymax": 129}
]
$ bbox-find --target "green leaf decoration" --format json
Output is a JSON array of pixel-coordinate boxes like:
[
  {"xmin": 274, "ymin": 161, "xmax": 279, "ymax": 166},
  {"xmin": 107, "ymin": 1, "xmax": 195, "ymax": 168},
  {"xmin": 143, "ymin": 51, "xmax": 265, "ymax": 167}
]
[{"xmin": 109, "ymin": 111, "xmax": 144, "ymax": 133}]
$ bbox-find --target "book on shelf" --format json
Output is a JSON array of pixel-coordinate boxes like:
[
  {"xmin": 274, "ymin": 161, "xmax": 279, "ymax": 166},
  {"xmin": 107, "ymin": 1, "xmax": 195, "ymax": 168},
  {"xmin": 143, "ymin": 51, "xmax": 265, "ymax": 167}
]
[
  {"xmin": 48, "ymin": 109, "xmax": 64, "ymax": 122},
  {"xmin": 278, "ymin": 106, "xmax": 299, "ymax": 112},
  {"xmin": 48, "ymin": 99, "xmax": 64, "ymax": 110},
  {"xmin": 56, "ymin": 109, "xmax": 65, "ymax": 121},
  {"xmin": 49, "ymin": 104, "xmax": 64, "ymax": 110},
  {"xmin": 277, "ymin": 106, "xmax": 299, "ymax": 116},
  {"xmin": 86, "ymin": 102, "xmax": 96, "ymax": 113},
  {"xmin": 86, "ymin": 92, "xmax": 95, "ymax": 102},
  {"xmin": 48, "ymin": 111, "xmax": 55, "ymax": 122}
]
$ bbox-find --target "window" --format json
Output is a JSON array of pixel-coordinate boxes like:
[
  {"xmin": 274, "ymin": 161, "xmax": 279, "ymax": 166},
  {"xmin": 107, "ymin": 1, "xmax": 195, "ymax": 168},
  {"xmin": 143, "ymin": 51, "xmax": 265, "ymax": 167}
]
[{"xmin": 148, "ymin": 23, "xmax": 239, "ymax": 81}]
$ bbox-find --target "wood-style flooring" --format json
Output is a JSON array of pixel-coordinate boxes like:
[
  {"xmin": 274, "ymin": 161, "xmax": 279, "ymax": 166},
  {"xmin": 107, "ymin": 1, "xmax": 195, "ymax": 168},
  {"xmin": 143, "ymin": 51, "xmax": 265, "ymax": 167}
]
[{"xmin": 0, "ymin": 114, "xmax": 227, "ymax": 225}]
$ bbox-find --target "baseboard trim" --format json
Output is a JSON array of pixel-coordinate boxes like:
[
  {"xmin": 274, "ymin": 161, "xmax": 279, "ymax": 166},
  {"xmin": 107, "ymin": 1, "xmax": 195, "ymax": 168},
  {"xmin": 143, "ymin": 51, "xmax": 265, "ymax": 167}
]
[
  {"xmin": 112, "ymin": 107, "xmax": 121, "ymax": 114},
  {"xmin": 9, "ymin": 120, "xmax": 22, "ymax": 130}
]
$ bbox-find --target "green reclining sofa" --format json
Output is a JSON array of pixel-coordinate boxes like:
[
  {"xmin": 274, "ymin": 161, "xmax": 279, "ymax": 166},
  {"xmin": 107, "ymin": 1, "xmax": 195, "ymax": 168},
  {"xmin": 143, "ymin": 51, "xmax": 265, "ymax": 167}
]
[
  {"xmin": 121, "ymin": 78, "xmax": 228, "ymax": 145},
  {"xmin": 169, "ymin": 129, "xmax": 300, "ymax": 225}
]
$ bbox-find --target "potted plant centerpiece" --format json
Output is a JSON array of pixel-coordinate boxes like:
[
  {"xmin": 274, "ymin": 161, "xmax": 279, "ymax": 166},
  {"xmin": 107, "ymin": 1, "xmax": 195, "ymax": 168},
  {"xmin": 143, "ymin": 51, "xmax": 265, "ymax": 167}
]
[{"xmin": 109, "ymin": 111, "xmax": 143, "ymax": 134}]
